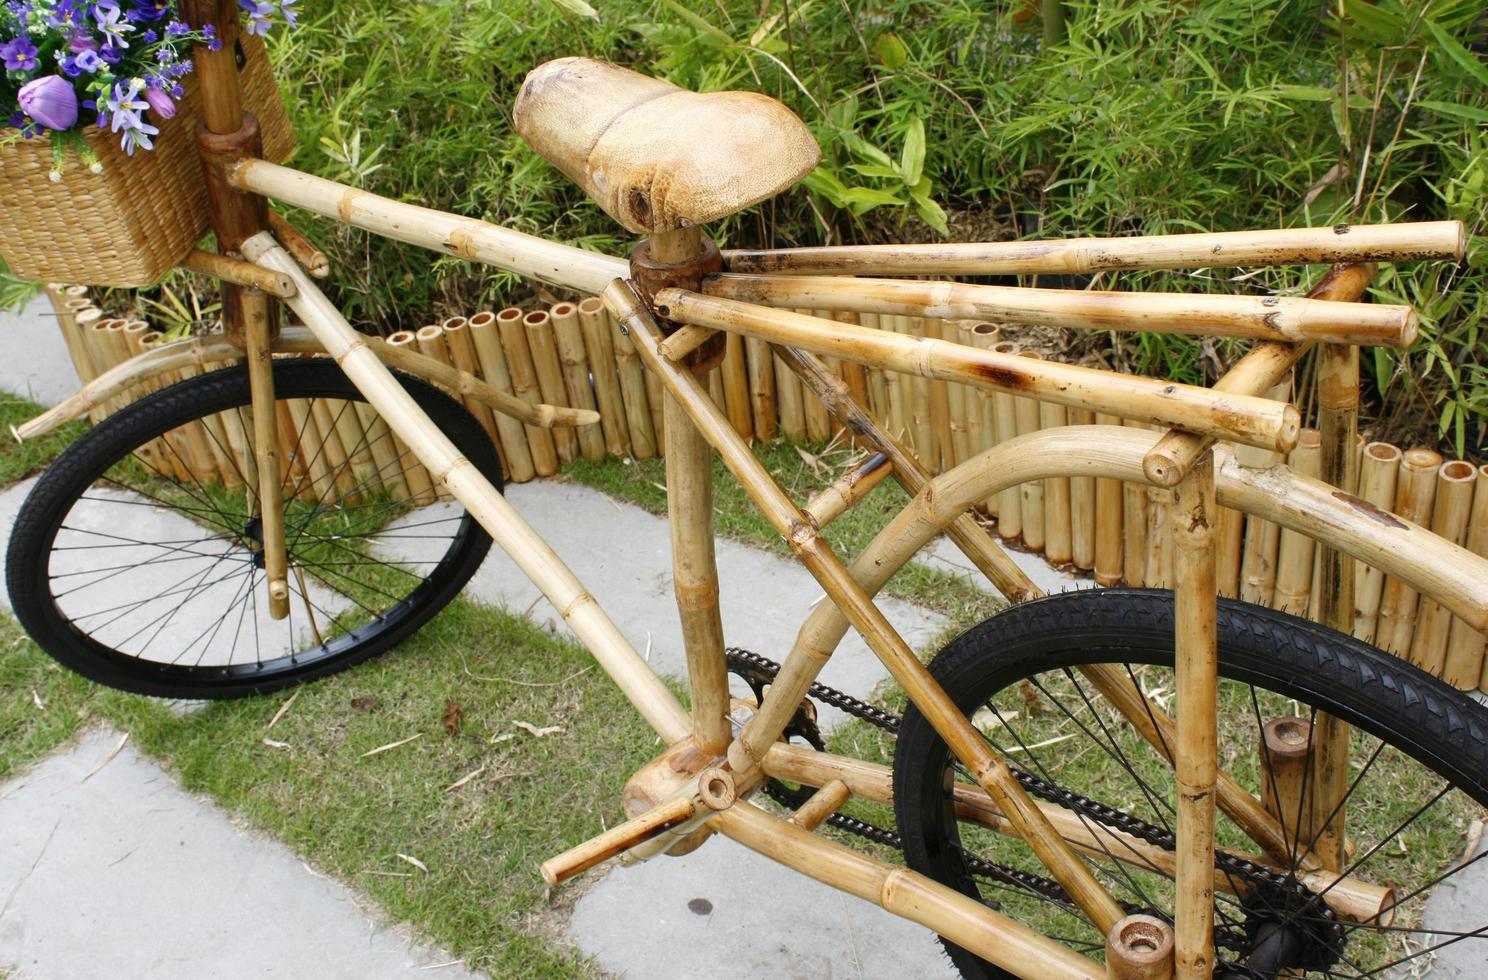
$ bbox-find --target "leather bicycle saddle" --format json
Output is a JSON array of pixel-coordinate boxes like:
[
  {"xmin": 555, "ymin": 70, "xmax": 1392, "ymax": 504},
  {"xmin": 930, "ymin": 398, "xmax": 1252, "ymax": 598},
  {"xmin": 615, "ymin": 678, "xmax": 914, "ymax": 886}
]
[{"xmin": 513, "ymin": 57, "xmax": 821, "ymax": 235}]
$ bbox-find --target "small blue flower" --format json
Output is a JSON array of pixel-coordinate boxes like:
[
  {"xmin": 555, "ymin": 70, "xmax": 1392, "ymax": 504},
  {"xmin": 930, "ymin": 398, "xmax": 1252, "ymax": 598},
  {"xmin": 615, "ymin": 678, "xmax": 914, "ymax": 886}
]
[
  {"xmin": 164, "ymin": 21, "xmax": 188, "ymax": 37},
  {"xmin": 1, "ymin": 35, "xmax": 39, "ymax": 71},
  {"xmin": 92, "ymin": 0, "xmax": 133, "ymax": 49}
]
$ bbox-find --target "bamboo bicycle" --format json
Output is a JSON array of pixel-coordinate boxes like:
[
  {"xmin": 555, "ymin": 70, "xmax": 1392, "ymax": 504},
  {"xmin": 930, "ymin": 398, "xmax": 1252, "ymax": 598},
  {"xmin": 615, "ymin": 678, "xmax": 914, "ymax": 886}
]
[{"xmin": 8, "ymin": 8, "xmax": 1488, "ymax": 977}]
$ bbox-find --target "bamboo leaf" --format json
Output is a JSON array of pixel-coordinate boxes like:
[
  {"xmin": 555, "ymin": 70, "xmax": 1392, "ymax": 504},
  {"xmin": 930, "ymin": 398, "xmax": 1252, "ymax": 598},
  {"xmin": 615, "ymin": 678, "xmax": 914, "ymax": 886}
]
[
  {"xmin": 1424, "ymin": 19, "xmax": 1488, "ymax": 88},
  {"xmin": 659, "ymin": 0, "xmax": 733, "ymax": 42},
  {"xmin": 545, "ymin": 0, "xmax": 599, "ymax": 20},
  {"xmin": 900, "ymin": 116, "xmax": 926, "ymax": 187},
  {"xmin": 1416, "ymin": 100, "xmax": 1488, "ymax": 124},
  {"xmin": 875, "ymin": 32, "xmax": 909, "ymax": 69}
]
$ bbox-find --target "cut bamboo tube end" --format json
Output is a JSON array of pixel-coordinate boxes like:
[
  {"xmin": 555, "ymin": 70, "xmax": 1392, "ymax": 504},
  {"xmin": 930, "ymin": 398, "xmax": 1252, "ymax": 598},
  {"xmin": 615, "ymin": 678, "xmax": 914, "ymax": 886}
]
[
  {"xmin": 1408, "ymin": 459, "xmax": 1478, "ymax": 676},
  {"xmin": 540, "ymin": 795, "xmax": 698, "ymax": 887},
  {"xmin": 1105, "ymin": 913, "xmax": 1174, "ymax": 980},
  {"xmin": 181, "ymin": 248, "xmax": 296, "ymax": 299}
]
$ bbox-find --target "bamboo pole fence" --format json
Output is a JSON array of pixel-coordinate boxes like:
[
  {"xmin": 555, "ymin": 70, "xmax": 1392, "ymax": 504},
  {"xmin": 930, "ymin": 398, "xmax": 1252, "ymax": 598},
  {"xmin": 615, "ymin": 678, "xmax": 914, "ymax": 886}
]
[{"xmin": 40, "ymin": 283, "xmax": 1488, "ymax": 690}]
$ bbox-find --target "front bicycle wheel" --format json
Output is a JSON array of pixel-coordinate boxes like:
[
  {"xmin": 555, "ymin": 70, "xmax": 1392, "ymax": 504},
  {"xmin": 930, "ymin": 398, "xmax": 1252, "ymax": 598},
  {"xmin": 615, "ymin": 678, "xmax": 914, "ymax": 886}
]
[
  {"xmin": 893, "ymin": 589, "xmax": 1488, "ymax": 979},
  {"xmin": 7, "ymin": 359, "xmax": 499, "ymax": 699}
]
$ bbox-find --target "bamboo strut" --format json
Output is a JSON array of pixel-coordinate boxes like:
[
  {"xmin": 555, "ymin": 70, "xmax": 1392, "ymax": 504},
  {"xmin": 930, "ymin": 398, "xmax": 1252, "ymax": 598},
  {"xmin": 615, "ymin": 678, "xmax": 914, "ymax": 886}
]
[
  {"xmin": 804, "ymin": 453, "xmax": 893, "ymax": 528},
  {"xmin": 1107, "ymin": 915, "xmax": 1175, "ymax": 980},
  {"xmin": 231, "ymin": 159, "xmax": 628, "ymax": 294},
  {"xmin": 240, "ymin": 289, "xmax": 289, "ymax": 618},
  {"xmin": 606, "ymin": 281, "xmax": 1124, "ymax": 933},
  {"xmin": 1375, "ymin": 448, "xmax": 1444, "ymax": 655},
  {"xmin": 576, "ymin": 298, "xmax": 633, "ymax": 457},
  {"xmin": 704, "ymin": 273, "xmax": 1418, "ymax": 347},
  {"xmin": 654, "ymin": 290, "xmax": 1300, "ymax": 453},
  {"xmin": 1351, "ymin": 442, "xmax": 1402, "ymax": 643},
  {"xmin": 266, "ymin": 210, "xmax": 329, "ymax": 278},
  {"xmin": 550, "ymin": 303, "xmax": 607, "ymax": 462},
  {"xmin": 1407, "ymin": 461, "xmax": 1478, "ymax": 676},
  {"xmin": 712, "ymin": 799, "xmax": 1104, "ymax": 979},
  {"xmin": 722, "ymin": 220, "xmax": 1465, "ymax": 275},
  {"xmin": 760, "ymin": 743, "xmax": 1396, "ymax": 924},
  {"xmin": 180, "ymin": 248, "xmax": 296, "ymax": 298},
  {"xmin": 523, "ymin": 310, "xmax": 577, "ymax": 465},
  {"xmin": 244, "ymin": 234, "xmax": 689, "ymax": 743}
]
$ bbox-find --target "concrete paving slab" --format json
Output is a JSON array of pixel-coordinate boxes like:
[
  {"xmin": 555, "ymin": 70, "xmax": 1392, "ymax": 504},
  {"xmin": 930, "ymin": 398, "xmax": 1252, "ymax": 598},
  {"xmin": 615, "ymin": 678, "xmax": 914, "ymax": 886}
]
[
  {"xmin": 0, "ymin": 297, "xmax": 80, "ymax": 409},
  {"xmin": 568, "ymin": 834, "xmax": 958, "ymax": 980},
  {"xmin": 0, "ymin": 727, "xmax": 487, "ymax": 980},
  {"xmin": 1418, "ymin": 834, "xmax": 1488, "ymax": 977},
  {"xmin": 375, "ymin": 481, "xmax": 947, "ymax": 731}
]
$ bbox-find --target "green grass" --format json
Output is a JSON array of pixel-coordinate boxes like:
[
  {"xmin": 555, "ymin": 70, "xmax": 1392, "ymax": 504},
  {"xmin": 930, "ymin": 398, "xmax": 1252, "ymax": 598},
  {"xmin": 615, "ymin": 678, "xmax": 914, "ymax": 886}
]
[
  {"xmin": 563, "ymin": 438, "xmax": 1007, "ymax": 629},
  {"xmin": 0, "ymin": 391, "xmax": 85, "ymax": 488},
  {"xmin": 0, "ymin": 595, "xmax": 679, "ymax": 976}
]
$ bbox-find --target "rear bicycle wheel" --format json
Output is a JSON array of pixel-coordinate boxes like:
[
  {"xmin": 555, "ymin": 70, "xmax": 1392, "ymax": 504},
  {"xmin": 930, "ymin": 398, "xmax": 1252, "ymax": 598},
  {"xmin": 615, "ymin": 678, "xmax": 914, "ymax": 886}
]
[
  {"xmin": 7, "ymin": 359, "xmax": 499, "ymax": 699},
  {"xmin": 893, "ymin": 589, "xmax": 1488, "ymax": 978}
]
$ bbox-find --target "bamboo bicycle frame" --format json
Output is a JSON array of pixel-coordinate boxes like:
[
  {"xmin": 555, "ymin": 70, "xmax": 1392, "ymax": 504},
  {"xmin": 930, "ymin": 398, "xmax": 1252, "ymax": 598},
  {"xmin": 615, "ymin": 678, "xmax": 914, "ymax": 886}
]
[{"xmin": 108, "ymin": 20, "xmax": 1473, "ymax": 973}]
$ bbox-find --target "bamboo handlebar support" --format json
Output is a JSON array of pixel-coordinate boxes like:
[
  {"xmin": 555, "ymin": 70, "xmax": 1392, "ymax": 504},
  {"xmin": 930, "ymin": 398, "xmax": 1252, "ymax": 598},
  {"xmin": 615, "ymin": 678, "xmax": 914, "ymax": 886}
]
[
  {"xmin": 654, "ymin": 290, "xmax": 1300, "ymax": 453},
  {"xmin": 180, "ymin": 248, "xmax": 296, "ymax": 299},
  {"xmin": 242, "ymin": 234, "xmax": 689, "ymax": 745},
  {"xmin": 703, "ymin": 273, "xmax": 1417, "ymax": 347},
  {"xmin": 722, "ymin": 221, "xmax": 1465, "ymax": 275}
]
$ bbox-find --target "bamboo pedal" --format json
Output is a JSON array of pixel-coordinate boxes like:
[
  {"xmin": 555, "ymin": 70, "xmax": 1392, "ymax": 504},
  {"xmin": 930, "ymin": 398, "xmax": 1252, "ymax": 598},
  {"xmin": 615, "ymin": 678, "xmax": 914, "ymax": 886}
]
[{"xmin": 540, "ymin": 795, "xmax": 699, "ymax": 887}]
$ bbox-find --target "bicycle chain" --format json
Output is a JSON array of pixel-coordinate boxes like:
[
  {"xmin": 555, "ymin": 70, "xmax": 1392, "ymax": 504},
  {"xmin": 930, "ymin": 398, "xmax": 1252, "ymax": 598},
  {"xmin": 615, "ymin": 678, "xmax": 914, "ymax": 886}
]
[{"xmin": 725, "ymin": 647, "xmax": 1345, "ymax": 966}]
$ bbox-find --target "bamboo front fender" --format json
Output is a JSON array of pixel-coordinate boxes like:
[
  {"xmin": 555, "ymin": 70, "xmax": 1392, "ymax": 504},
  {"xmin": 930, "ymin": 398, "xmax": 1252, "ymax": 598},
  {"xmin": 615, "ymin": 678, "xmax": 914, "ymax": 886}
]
[{"xmin": 15, "ymin": 327, "xmax": 598, "ymax": 441}]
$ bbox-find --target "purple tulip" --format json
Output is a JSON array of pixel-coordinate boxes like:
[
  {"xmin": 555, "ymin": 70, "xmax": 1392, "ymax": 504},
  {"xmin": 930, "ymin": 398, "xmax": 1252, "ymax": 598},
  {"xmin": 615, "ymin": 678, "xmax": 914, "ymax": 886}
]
[
  {"xmin": 18, "ymin": 76, "xmax": 80, "ymax": 132},
  {"xmin": 143, "ymin": 86, "xmax": 176, "ymax": 120}
]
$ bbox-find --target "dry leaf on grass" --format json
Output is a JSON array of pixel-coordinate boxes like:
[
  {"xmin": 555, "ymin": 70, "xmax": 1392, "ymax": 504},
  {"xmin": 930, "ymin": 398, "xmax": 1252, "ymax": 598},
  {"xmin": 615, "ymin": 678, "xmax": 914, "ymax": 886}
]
[
  {"xmin": 350, "ymin": 695, "xmax": 382, "ymax": 712},
  {"xmin": 396, "ymin": 853, "xmax": 429, "ymax": 873},
  {"xmin": 444, "ymin": 766, "xmax": 486, "ymax": 793},
  {"xmin": 31, "ymin": 689, "xmax": 44, "ymax": 712},
  {"xmin": 266, "ymin": 690, "xmax": 298, "ymax": 730},
  {"xmin": 513, "ymin": 721, "xmax": 564, "ymax": 738},
  {"xmin": 262, "ymin": 738, "xmax": 290, "ymax": 750},
  {"xmin": 442, "ymin": 700, "xmax": 462, "ymax": 736},
  {"xmin": 361, "ymin": 732, "xmax": 424, "ymax": 758}
]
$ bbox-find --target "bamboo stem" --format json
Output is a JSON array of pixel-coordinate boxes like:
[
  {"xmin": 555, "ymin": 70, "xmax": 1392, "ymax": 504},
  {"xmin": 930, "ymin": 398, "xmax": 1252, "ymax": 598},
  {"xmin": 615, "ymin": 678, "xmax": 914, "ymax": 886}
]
[
  {"xmin": 550, "ymin": 302, "xmax": 606, "ymax": 462},
  {"xmin": 180, "ymin": 248, "xmax": 295, "ymax": 299},
  {"xmin": 1172, "ymin": 453, "xmax": 1218, "ymax": 978},
  {"xmin": 1407, "ymin": 461, "xmax": 1478, "ymax": 676},
  {"xmin": 266, "ymin": 209, "xmax": 329, "ymax": 278},
  {"xmin": 609, "ymin": 305, "xmax": 660, "ymax": 458},
  {"xmin": 1095, "ymin": 413, "xmax": 1125, "ymax": 586},
  {"xmin": 1106, "ymin": 914, "xmax": 1175, "ymax": 980},
  {"xmin": 743, "ymin": 335, "xmax": 778, "ymax": 442},
  {"xmin": 469, "ymin": 310, "xmax": 537, "ymax": 483},
  {"xmin": 576, "ymin": 298, "xmax": 632, "ymax": 457},
  {"xmin": 702, "ymin": 273, "xmax": 1418, "ymax": 346},
  {"xmin": 499, "ymin": 308, "xmax": 560, "ymax": 477},
  {"xmin": 441, "ymin": 316, "xmax": 501, "ymax": 446},
  {"xmin": 1350, "ymin": 442, "xmax": 1402, "ymax": 643},
  {"xmin": 804, "ymin": 453, "xmax": 893, "ymax": 529},
  {"xmin": 773, "ymin": 335, "xmax": 807, "ymax": 442},
  {"xmin": 1260, "ymin": 717, "xmax": 1314, "ymax": 861},
  {"xmin": 1375, "ymin": 447, "xmax": 1444, "ymax": 655},
  {"xmin": 654, "ymin": 290, "xmax": 1301, "ymax": 453},
  {"xmin": 523, "ymin": 310, "xmax": 577, "ymax": 465},
  {"xmin": 722, "ymin": 221, "xmax": 1465, "ymax": 275},
  {"xmin": 1041, "ymin": 400, "xmax": 1073, "ymax": 565},
  {"xmin": 1069, "ymin": 407, "xmax": 1096, "ymax": 571},
  {"xmin": 1273, "ymin": 429, "xmax": 1322, "ymax": 616},
  {"xmin": 719, "ymin": 329, "xmax": 753, "ymax": 441},
  {"xmin": 384, "ymin": 331, "xmax": 438, "ymax": 503},
  {"xmin": 1447, "ymin": 466, "xmax": 1488, "ymax": 690},
  {"xmin": 242, "ymin": 289, "xmax": 289, "ymax": 618}
]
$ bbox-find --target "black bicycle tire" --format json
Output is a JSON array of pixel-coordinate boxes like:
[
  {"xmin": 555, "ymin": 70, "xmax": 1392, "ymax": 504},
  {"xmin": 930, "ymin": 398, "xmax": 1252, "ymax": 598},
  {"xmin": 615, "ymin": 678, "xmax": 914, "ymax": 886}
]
[
  {"xmin": 7, "ymin": 360, "xmax": 499, "ymax": 699},
  {"xmin": 892, "ymin": 588, "xmax": 1488, "ymax": 979}
]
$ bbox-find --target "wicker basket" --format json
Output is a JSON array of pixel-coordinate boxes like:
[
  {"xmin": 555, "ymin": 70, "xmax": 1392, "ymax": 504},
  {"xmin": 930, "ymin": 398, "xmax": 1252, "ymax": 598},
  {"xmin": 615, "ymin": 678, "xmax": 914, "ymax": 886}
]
[{"xmin": 0, "ymin": 36, "xmax": 293, "ymax": 287}]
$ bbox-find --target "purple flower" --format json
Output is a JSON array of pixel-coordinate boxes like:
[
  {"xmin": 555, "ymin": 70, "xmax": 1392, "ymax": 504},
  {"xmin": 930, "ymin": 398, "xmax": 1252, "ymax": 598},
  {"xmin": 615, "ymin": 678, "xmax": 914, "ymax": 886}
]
[
  {"xmin": 140, "ymin": 28, "xmax": 157, "ymax": 42},
  {"xmin": 1, "ymin": 35, "xmax": 39, "ymax": 71},
  {"xmin": 103, "ymin": 79, "xmax": 158, "ymax": 155},
  {"xmin": 280, "ymin": 0, "xmax": 298, "ymax": 28},
  {"xmin": 74, "ymin": 48, "xmax": 101, "ymax": 71},
  {"xmin": 165, "ymin": 21, "xmax": 189, "ymax": 37},
  {"xmin": 18, "ymin": 75, "xmax": 80, "ymax": 131},
  {"xmin": 60, "ymin": 55, "xmax": 82, "ymax": 77},
  {"xmin": 93, "ymin": 1, "xmax": 132, "ymax": 48},
  {"xmin": 99, "ymin": 42, "xmax": 122, "ymax": 64},
  {"xmin": 143, "ymin": 85, "xmax": 175, "ymax": 119},
  {"xmin": 67, "ymin": 31, "xmax": 98, "ymax": 52}
]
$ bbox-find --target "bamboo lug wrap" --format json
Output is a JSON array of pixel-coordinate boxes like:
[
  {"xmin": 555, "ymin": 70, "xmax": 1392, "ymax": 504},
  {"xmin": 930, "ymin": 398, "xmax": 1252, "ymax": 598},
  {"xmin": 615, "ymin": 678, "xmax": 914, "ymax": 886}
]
[
  {"xmin": 652, "ymin": 289, "xmax": 1300, "ymax": 453},
  {"xmin": 702, "ymin": 274, "xmax": 1418, "ymax": 347}
]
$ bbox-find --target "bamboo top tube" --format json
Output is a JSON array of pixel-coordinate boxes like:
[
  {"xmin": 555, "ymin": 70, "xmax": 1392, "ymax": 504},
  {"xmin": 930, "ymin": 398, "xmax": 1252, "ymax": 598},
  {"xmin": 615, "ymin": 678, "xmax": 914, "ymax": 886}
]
[{"xmin": 723, "ymin": 221, "xmax": 1466, "ymax": 276}]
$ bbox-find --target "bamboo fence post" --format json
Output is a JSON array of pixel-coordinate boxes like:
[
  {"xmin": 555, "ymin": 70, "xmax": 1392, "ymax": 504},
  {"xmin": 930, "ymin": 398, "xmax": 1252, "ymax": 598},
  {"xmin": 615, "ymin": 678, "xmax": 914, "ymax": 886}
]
[
  {"xmin": 1041, "ymin": 400, "xmax": 1073, "ymax": 565},
  {"xmin": 1172, "ymin": 452, "xmax": 1219, "ymax": 978},
  {"xmin": 1095, "ymin": 413, "xmax": 1125, "ymax": 586},
  {"xmin": 994, "ymin": 342, "xmax": 1023, "ymax": 540},
  {"xmin": 43, "ymin": 285, "xmax": 100, "ymax": 392},
  {"xmin": 1449, "ymin": 466, "xmax": 1488, "ymax": 690},
  {"xmin": 1238, "ymin": 379, "xmax": 1291, "ymax": 606},
  {"xmin": 947, "ymin": 333, "xmax": 973, "ymax": 467},
  {"xmin": 1350, "ymin": 442, "xmax": 1402, "ymax": 643},
  {"xmin": 861, "ymin": 313, "xmax": 892, "ymax": 424},
  {"xmin": 550, "ymin": 302, "xmax": 607, "ymax": 462},
  {"xmin": 1272, "ymin": 429, "xmax": 1322, "ymax": 616},
  {"xmin": 122, "ymin": 329, "xmax": 183, "ymax": 477},
  {"xmin": 923, "ymin": 318, "xmax": 954, "ymax": 469},
  {"xmin": 644, "ymin": 362, "xmax": 667, "ymax": 453},
  {"xmin": 884, "ymin": 316, "xmax": 913, "ymax": 446},
  {"xmin": 1123, "ymin": 443, "xmax": 1150, "ymax": 588},
  {"xmin": 523, "ymin": 310, "xmax": 578, "ymax": 465},
  {"xmin": 719, "ymin": 329, "xmax": 754, "ymax": 442},
  {"xmin": 308, "ymin": 394, "xmax": 359, "ymax": 501},
  {"xmin": 1144, "ymin": 480, "xmax": 1172, "ymax": 591},
  {"xmin": 385, "ymin": 330, "xmax": 439, "ymax": 502},
  {"xmin": 744, "ymin": 335, "xmax": 778, "ymax": 442},
  {"xmin": 1015, "ymin": 353, "xmax": 1045, "ymax": 551},
  {"xmin": 469, "ymin": 310, "xmax": 537, "ymax": 482},
  {"xmin": 352, "ymin": 400, "xmax": 404, "ymax": 499},
  {"xmin": 284, "ymin": 394, "xmax": 335, "ymax": 503},
  {"xmin": 803, "ymin": 313, "xmax": 834, "ymax": 442},
  {"xmin": 1375, "ymin": 447, "xmax": 1444, "ymax": 656},
  {"xmin": 498, "ymin": 308, "xmax": 561, "ymax": 476},
  {"xmin": 773, "ymin": 333, "xmax": 808, "ymax": 442},
  {"xmin": 707, "ymin": 363, "xmax": 727, "ymax": 411},
  {"xmin": 326, "ymin": 392, "xmax": 378, "ymax": 496},
  {"xmin": 1069, "ymin": 407, "xmax": 1096, "ymax": 571},
  {"xmin": 441, "ymin": 316, "xmax": 501, "ymax": 447},
  {"xmin": 1214, "ymin": 500, "xmax": 1244, "ymax": 600},
  {"xmin": 834, "ymin": 311, "xmax": 872, "ymax": 427},
  {"xmin": 1407, "ymin": 461, "xmax": 1478, "ymax": 676},
  {"xmin": 906, "ymin": 316, "xmax": 935, "ymax": 463},
  {"xmin": 575, "ymin": 298, "xmax": 632, "ymax": 456},
  {"xmin": 607, "ymin": 304, "xmax": 659, "ymax": 458}
]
